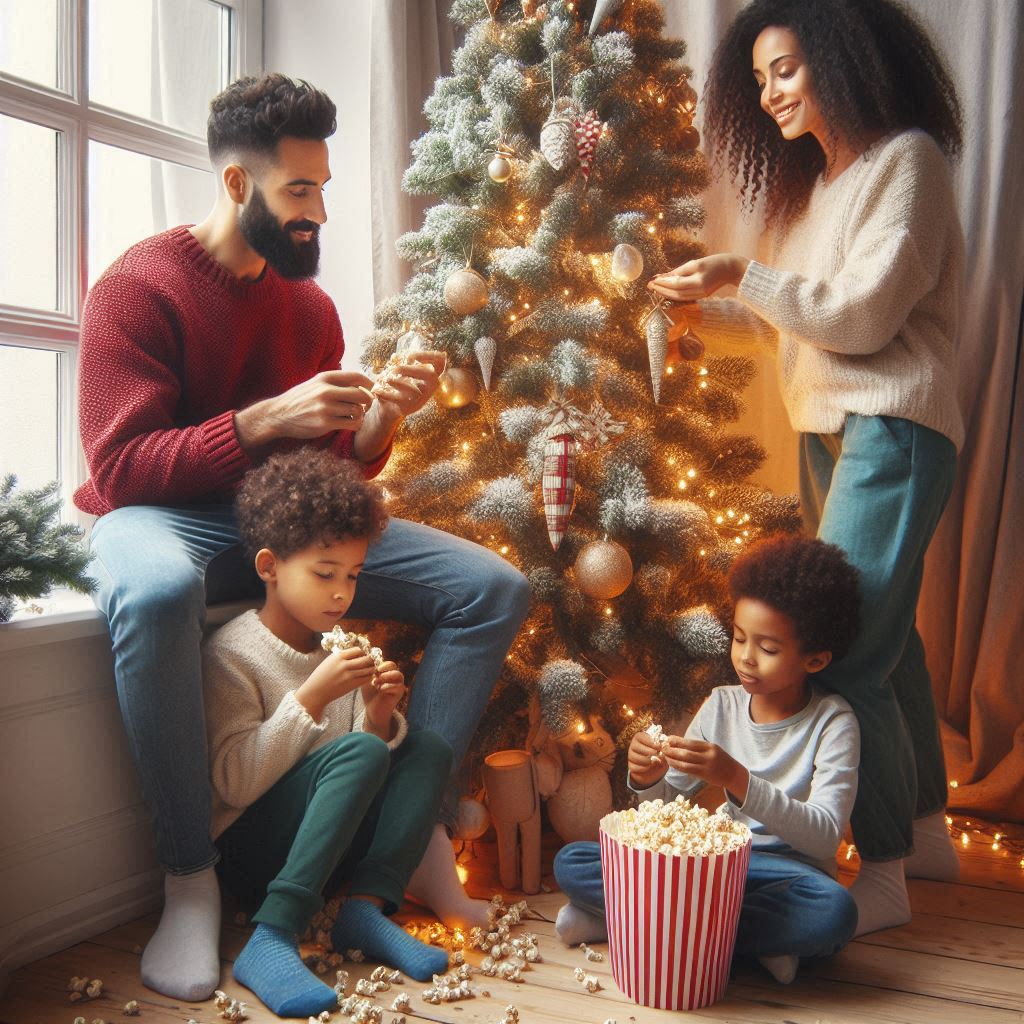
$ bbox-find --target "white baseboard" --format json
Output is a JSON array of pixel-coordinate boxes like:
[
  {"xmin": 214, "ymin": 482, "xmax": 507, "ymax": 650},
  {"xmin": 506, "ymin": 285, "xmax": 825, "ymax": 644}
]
[{"xmin": 0, "ymin": 868, "xmax": 162, "ymax": 988}]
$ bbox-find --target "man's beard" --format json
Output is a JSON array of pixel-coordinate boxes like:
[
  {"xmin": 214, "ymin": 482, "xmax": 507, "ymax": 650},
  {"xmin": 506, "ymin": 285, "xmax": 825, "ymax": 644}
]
[{"xmin": 239, "ymin": 184, "xmax": 321, "ymax": 280}]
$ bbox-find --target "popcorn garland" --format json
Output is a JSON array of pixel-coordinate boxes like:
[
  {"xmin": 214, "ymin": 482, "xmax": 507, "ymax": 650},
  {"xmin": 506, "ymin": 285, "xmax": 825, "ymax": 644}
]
[{"xmin": 610, "ymin": 795, "xmax": 751, "ymax": 857}]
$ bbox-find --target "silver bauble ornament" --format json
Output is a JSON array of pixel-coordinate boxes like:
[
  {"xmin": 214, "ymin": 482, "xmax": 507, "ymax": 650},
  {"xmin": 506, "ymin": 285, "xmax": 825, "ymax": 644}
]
[
  {"xmin": 474, "ymin": 335, "xmax": 497, "ymax": 390},
  {"xmin": 444, "ymin": 267, "xmax": 489, "ymax": 316},
  {"xmin": 436, "ymin": 366, "xmax": 479, "ymax": 408},
  {"xmin": 610, "ymin": 242, "xmax": 644, "ymax": 283},
  {"xmin": 574, "ymin": 539, "xmax": 633, "ymax": 599},
  {"xmin": 647, "ymin": 311, "xmax": 669, "ymax": 403},
  {"xmin": 488, "ymin": 155, "xmax": 513, "ymax": 182}
]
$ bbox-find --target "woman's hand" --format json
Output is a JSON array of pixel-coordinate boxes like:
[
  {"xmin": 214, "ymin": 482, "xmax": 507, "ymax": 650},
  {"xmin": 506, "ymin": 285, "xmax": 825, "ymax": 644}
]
[
  {"xmin": 361, "ymin": 661, "xmax": 406, "ymax": 741},
  {"xmin": 648, "ymin": 254, "xmax": 749, "ymax": 302},
  {"xmin": 627, "ymin": 731, "xmax": 670, "ymax": 789}
]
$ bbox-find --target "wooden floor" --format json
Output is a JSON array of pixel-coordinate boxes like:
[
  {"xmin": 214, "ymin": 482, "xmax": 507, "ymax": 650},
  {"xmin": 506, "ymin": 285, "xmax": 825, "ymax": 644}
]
[{"xmin": 3, "ymin": 832, "xmax": 1023, "ymax": 1024}]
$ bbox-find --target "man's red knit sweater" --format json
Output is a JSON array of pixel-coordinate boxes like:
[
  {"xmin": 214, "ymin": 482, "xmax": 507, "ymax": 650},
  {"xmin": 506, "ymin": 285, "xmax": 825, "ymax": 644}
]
[{"xmin": 75, "ymin": 226, "xmax": 387, "ymax": 517}]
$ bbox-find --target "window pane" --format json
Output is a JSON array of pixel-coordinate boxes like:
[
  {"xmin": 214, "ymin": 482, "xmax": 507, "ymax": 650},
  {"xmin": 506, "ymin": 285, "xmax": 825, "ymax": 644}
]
[
  {"xmin": 0, "ymin": 346, "xmax": 59, "ymax": 491},
  {"xmin": 0, "ymin": 115, "xmax": 59, "ymax": 311},
  {"xmin": 88, "ymin": 141, "xmax": 215, "ymax": 284},
  {"xmin": 88, "ymin": 0, "xmax": 230, "ymax": 137},
  {"xmin": 0, "ymin": 0, "xmax": 60, "ymax": 91}
]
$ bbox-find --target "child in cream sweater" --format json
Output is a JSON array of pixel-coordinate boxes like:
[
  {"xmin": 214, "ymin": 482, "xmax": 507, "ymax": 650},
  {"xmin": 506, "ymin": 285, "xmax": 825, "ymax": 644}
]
[{"xmin": 203, "ymin": 449, "xmax": 452, "ymax": 1018}]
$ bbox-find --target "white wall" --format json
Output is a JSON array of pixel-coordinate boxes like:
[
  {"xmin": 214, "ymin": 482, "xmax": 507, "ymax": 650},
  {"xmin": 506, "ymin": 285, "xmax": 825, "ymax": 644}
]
[{"xmin": 263, "ymin": 0, "xmax": 375, "ymax": 371}]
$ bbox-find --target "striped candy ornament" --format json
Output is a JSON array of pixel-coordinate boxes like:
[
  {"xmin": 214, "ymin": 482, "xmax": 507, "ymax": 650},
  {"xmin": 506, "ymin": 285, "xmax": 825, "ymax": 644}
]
[
  {"xmin": 600, "ymin": 822, "xmax": 751, "ymax": 1010},
  {"xmin": 542, "ymin": 432, "xmax": 577, "ymax": 550},
  {"xmin": 573, "ymin": 110, "xmax": 603, "ymax": 181}
]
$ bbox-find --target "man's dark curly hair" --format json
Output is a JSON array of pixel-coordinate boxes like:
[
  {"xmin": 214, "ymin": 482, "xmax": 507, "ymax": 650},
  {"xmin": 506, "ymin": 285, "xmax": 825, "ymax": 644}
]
[
  {"xmin": 703, "ymin": 0, "xmax": 962, "ymax": 227},
  {"xmin": 207, "ymin": 72, "xmax": 337, "ymax": 166},
  {"xmin": 236, "ymin": 449, "xmax": 388, "ymax": 561},
  {"xmin": 728, "ymin": 533, "xmax": 861, "ymax": 660}
]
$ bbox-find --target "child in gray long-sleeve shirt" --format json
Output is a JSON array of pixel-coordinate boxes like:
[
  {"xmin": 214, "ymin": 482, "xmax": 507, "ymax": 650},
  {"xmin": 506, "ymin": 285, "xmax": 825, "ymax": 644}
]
[{"xmin": 554, "ymin": 534, "xmax": 862, "ymax": 985}]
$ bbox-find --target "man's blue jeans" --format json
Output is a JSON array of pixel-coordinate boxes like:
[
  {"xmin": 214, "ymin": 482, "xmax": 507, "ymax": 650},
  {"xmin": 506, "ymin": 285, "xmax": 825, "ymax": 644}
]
[
  {"xmin": 554, "ymin": 842, "xmax": 858, "ymax": 959},
  {"xmin": 88, "ymin": 505, "xmax": 530, "ymax": 874}
]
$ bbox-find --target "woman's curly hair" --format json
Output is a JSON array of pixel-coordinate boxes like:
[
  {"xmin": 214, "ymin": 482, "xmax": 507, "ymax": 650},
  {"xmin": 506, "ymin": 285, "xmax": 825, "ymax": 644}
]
[
  {"xmin": 207, "ymin": 72, "xmax": 336, "ymax": 165},
  {"xmin": 728, "ymin": 533, "xmax": 861, "ymax": 660},
  {"xmin": 703, "ymin": 0, "xmax": 963, "ymax": 227},
  {"xmin": 236, "ymin": 449, "xmax": 388, "ymax": 560}
]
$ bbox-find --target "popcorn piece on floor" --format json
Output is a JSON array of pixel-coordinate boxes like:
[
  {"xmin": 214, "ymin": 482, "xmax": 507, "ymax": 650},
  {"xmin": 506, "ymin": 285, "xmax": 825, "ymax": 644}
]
[
  {"xmin": 345, "ymin": 948, "xmax": 365, "ymax": 962},
  {"xmin": 391, "ymin": 993, "xmax": 411, "ymax": 1012},
  {"xmin": 573, "ymin": 965, "xmax": 601, "ymax": 992},
  {"xmin": 122, "ymin": 1001, "xmax": 141, "ymax": 1016},
  {"xmin": 580, "ymin": 942, "xmax": 604, "ymax": 961},
  {"xmin": 85, "ymin": 979, "xmax": 104, "ymax": 1000},
  {"xmin": 73, "ymin": 1018, "xmax": 86, "ymax": 1024},
  {"xmin": 306, "ymin": 1013, "xmax": 332, "ymax": 1024},
  {"xmin": 213, "ymin": 990, "xmax": 249, "ymax": 1021},
  {"xmin": 497, "ymin": 1006, "xmax": 520, "ymax": 1024}
]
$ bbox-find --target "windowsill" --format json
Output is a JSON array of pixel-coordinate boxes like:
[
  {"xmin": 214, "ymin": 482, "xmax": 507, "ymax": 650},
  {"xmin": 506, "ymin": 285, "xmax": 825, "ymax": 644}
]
[{"xmin": 0, "ymin": 593, "xmax": 257, "ymax": 654}]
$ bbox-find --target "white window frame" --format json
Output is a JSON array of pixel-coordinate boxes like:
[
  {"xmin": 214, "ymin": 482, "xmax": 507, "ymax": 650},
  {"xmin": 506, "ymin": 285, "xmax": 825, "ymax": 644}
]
[{"xmin": 0, "ymin": 0, "xmax": 262, "ymax": 524}]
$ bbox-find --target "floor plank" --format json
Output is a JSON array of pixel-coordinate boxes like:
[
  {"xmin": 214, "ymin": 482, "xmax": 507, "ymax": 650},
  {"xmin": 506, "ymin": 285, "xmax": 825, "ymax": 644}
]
[{"xmin": 3, "ymin": 830, "xmax": 1023, "ymax": 1024}]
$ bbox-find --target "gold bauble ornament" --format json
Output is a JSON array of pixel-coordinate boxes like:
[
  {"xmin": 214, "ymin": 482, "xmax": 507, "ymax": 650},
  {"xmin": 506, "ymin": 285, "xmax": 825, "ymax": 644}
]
[
  {"xmin": 574, "ymin": 539, "xmax": 633, "ymax": 599},
  {"xmin": 610, "ymin": 242, "xmax": 644, "ymax": 283},
  {"xmin": 444, "ymin": 267, "xmax": 489, "ymax": 316},
  {"xmin": 488, "ymin": 155, "xmax": 513, "ymax": 182},
  {"xmin": 436, "ymin": 367, "xmax": 479, "ymax": 408}
]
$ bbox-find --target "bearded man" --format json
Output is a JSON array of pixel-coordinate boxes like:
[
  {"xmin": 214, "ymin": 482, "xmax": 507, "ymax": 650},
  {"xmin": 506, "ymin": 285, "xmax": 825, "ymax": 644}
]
[{"xmin": 77, "ymin": 73, "xmax": 529, "ymax": 1001}]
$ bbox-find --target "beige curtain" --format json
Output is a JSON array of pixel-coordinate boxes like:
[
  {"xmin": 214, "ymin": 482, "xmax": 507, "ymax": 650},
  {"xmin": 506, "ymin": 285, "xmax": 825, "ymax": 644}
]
[
  {"xmin": 369, "ymin": 0, "xmax": 454, "ymax": 303},
  {"xmin": 368, "ymin": 0, "xmax": 1024, "ymax": 822}
]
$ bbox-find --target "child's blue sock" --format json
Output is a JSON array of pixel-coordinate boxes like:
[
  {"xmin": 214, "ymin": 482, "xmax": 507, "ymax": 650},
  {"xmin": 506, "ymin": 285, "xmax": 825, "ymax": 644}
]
[
  {"xmin": 233, "ymin": 923, "xmax": 337, "ymax": 1018},
  {"xmin": 331, "ymin": 897, "xmax": 449, "ymax": 981}
]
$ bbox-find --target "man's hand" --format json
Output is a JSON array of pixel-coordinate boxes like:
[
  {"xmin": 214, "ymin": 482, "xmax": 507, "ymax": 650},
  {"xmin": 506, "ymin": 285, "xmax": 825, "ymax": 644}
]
[
  {"xmin": 648, "ymin": 254, "xmax": 749, "ymax": 302},
  {"xmin": 372, "ymin": 350, "xmax": 447, "ymax": 418},
  {"xmin": 663, "ymin": 738, "xmax": 749, "ymax": 804},
  {"xmin": 361, "ymin": 662, "xmax": 406, "ymax": 741},
  {"xmin": 627, "ymin": 731, "xmax": 670, "ymax": 789},
  {"xmin": 235, "ymin": 370, "xmax": 375, "ymax": 450},
  {"xmin": 353, "ymin": 350, "xmax": 448, "ymax": 463},
  {"xmin": 295, "ymin": 647, "xmax": 378, "ymax": 723}
]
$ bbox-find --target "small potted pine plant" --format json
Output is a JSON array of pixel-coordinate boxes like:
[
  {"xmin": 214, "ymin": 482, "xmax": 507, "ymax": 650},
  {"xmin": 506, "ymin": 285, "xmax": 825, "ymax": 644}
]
[{"xmin": 0, "ymin": 473, "xmax": 95, "ymax": 622}]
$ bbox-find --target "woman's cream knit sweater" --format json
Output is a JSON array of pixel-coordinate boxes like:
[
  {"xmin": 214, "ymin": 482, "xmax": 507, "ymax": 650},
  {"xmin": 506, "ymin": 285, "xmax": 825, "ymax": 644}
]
[{"xmin": 698, "ymin": 128, "xmax": 964, "ymax": 450}]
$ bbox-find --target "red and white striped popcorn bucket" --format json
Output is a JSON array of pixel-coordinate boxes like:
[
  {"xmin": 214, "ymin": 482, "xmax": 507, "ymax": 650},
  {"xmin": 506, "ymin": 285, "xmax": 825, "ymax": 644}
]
[{"xmin": 599, "ymin": 811, "xmax": 752, "ymax": 1010}]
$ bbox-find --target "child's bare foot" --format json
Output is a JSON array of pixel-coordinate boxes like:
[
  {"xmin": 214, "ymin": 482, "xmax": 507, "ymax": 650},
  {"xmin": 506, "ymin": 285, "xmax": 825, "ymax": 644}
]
[{"xmin": 406, "ymin": 824, "xmax": 491, "ymax": 929}]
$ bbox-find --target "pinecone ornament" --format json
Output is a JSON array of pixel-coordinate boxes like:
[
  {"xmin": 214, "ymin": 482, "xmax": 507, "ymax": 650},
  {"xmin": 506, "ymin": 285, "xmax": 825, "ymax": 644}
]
[
  {"xmin": 647, "ymin": 310, "xmax": 669, "ymax": 402},
  {"xmin": 474, "ymin": 335, "xmax": 497, "ymax": 390},
  {"xmin": 573, "ymin": 110, "xmax": 603, "ymax": 181},
  {"xmin": 540, "ymin": 99, "xmax": 578, "ymax": 171},
  {"xmin": 542, "ymin": 433, "xmax": 577, "ymax": 550}
]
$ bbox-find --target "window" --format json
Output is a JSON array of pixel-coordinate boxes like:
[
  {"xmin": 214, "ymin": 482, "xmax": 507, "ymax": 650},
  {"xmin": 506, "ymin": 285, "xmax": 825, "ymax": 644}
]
[{"xmin": 0, "ymin": 0, "xmax": 260, "ymax": 522}]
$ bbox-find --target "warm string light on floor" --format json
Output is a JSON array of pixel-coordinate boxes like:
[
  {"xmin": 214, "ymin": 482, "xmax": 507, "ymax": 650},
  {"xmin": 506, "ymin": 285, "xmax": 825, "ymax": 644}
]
[{"xmin": 841, "ymin": 813, "xmax": 1024, "ymax": 872}]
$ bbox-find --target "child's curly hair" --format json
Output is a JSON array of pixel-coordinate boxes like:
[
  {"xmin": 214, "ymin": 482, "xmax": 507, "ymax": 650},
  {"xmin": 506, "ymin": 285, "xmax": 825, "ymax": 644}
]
[
  {"xmin": 236, "ymin": 448, "xmax": 388, "ymax": 560},
  {"xmin": 728, "ymin": 533, "xmax": 861, "ymax": 660}
]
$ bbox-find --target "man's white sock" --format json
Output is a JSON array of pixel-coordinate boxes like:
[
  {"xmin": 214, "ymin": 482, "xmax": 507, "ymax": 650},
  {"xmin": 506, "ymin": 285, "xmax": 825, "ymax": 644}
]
[
  {"xmin": 849, "ymin": 858, "xmax": 911, "ymax": 936},
  {"xmin": 406, "ymin": 824, "xmax": 491, "ymax": 929},
  {"xmin": 140, "ymin": 867, "xmax": 222, "ymax": 1001},
  {"xmin": 903, "ymin": 811, "xmax": 961, "ymax": 881}
]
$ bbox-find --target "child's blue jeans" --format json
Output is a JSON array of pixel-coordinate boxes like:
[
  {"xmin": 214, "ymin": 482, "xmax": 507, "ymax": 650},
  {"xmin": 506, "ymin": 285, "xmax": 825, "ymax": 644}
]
[{"xmin": 554, "ymin": 841, "xmax": 857, "ymax": 959}]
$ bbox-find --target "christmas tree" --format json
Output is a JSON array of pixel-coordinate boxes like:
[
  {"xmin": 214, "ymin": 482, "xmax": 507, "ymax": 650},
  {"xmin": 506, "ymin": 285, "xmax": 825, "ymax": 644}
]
[
  {"xmin": 0, "ymin": 475, "xmax": 96, "ymax": 621},
  {"xmin": 362, "ymin": 0, "xmax": 798, "ymax": 821}
]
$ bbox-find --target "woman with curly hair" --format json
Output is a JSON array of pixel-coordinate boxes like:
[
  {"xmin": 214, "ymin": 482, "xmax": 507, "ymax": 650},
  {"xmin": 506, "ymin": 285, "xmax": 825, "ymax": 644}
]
[{"xmin": 649, "ymin": 0, "xmax": 964, "ymax": 935}]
